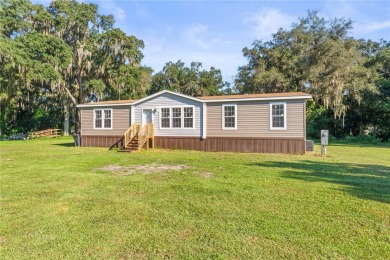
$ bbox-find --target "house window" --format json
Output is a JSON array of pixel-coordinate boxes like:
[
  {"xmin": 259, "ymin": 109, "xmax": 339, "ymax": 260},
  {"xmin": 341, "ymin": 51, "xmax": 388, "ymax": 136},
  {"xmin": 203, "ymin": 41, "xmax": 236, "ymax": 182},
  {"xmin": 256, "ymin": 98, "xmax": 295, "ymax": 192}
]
[
  {"xmin": 94, "ymin": 109, "xmax": 112, "ymax": 129},
  {"xmin": 161, "ymin": 108, "xmax": 170, "ymax": 128},
  {"xmin": 172, "ymin": 107, "xmax": 182, "ymax": 128},
  {"xmin": 270, "ymin": 102, "xmax": 286, "ymax": 130},
  {"xmin": 222, "ymin": 104, "xmax": 237, "ymax": 130},
  {"xmin": 159, "ymin": 106, "xmax": 195, "ymax": 129},
  {"xmin": 184, "ymin": 107, "xmax": 194, "ymax": 128}
]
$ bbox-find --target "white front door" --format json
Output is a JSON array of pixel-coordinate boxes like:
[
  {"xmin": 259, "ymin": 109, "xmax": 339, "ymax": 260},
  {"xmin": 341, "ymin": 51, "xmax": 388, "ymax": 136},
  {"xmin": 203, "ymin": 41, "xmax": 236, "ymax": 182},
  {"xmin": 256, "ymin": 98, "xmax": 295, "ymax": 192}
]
[{"xmin": 142, "ymin": 109, "xmax": 153, "ymax": 126}]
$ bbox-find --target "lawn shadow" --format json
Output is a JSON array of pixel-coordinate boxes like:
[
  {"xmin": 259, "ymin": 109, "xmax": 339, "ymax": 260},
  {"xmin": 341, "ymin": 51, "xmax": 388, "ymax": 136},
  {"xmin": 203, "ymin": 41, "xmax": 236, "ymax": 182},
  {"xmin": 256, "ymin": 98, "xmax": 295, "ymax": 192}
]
[
  {"xmin": 250, "ymin": 160, "xmax": 390, "ymax": 203},
  {"xmin": 329, "ymin": 143, "xmax": 390, "ymax": 148},
  {"xmin": 51, "ymin": 142, "xmax": 75, "ymax": 147}
]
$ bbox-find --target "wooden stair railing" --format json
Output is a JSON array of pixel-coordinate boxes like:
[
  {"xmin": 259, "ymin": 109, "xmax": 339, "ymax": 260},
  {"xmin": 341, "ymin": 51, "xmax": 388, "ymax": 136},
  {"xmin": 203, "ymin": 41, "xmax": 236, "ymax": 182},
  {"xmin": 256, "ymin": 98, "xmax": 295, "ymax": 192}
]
[
  {"xmin": 137, "ymin": 124, "xmax": 149, "ymax": 151},
  {"xmin": 123, "ymin": 123, "xmax": 141, "ymax": 148},
  {"xmin": 146, "ymin": 123, "xmax": 154, "ymax": 144},
  {"xmin": 119, "ymin": 123, "xmax": 154, "ymax": 152}
]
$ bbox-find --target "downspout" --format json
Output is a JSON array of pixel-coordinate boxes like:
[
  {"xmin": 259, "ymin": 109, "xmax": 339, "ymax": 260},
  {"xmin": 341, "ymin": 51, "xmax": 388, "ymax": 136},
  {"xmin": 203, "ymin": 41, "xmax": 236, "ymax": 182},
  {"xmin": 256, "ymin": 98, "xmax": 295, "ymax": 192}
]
[
  {"xmin": 304, "ymin": 100, "xmax": 307, "ymax": 142},
  {"xmin": 202, "ymin": 102, "xmax": 207, "ymax": 139}
]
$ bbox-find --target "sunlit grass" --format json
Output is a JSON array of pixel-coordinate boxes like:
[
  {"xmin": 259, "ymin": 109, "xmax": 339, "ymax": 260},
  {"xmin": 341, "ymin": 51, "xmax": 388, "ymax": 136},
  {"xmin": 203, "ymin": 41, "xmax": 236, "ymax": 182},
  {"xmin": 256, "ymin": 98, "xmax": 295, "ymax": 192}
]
[{"xmin": 1, "ymin": 138, "xmax": 389, "ymax": 258}]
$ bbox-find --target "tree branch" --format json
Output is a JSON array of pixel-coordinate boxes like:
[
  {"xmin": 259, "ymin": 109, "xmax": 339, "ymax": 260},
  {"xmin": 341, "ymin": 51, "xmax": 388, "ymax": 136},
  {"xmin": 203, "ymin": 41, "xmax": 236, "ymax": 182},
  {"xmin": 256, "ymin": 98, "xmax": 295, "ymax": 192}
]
[{"xmin": 63, "ymin": 84, "xmax": 78, "ymax": 105}]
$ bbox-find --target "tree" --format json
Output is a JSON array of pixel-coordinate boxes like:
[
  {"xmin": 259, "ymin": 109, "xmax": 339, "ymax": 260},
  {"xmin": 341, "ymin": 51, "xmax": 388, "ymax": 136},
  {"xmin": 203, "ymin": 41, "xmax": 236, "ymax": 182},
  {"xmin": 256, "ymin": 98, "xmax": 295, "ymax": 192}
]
[
  {"xmin": 151, "ymin": 60, "xmax": 227, "ymax": 96},
  {"xmin": 235, "ymin": 11, "xmax": 376, "ymax": 118},
  {"xmin": 0, "ymin": 0, "xmax": 151, "ymax": 135},
  {"xmin": 347, "ymin": 40, "xmax": 390, "ymax": 140},
  {"xmin": 0, "ymin": 0, "xmax": 72, "ymax": 135}
]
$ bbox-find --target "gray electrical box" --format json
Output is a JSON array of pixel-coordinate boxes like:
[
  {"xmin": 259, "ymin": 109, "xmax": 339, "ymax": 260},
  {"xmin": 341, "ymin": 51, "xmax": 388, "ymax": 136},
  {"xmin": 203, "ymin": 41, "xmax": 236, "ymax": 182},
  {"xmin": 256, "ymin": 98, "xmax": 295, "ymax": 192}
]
[
  {"xmin": 306, "ymin": 140, "xmax": 314, "ymax": 151},
  {"xmin": 321, "ymin": 130, "xmax": 329, "ymax": 146}
]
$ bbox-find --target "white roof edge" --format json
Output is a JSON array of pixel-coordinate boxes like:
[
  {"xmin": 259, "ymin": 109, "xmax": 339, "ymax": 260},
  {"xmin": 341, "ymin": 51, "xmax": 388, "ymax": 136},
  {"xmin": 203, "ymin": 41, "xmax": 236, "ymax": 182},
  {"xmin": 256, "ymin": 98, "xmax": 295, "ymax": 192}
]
[
  {"xmin": 202, "ymin": 95, "xmax": 312, "ymax": 103},
  {"xmin": 77, "ymin": 103, "xmax": 134, "ymax": 108},
  {"xmin": 76, "ymin": 93, "xmax": 312, "ymax": 108},
  {"xmin": 131, "ymin": 90, "xmax": 202, "ymax": 105}
]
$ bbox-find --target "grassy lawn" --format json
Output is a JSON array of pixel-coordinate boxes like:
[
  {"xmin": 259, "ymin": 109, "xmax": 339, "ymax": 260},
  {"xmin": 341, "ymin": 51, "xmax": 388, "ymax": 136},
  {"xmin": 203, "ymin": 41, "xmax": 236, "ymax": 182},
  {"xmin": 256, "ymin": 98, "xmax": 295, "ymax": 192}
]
[{"xmin": 1, "ymin": 138, "xmax": 389, "ymax": 259}]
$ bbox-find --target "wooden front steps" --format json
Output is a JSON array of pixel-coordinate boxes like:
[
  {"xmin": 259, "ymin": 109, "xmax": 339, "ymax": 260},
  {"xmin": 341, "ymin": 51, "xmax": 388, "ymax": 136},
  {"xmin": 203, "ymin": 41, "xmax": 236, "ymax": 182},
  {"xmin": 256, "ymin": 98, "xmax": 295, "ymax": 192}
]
[
  {"xmin": 118, "ymin": 136, "xmax": 139, "ymax": 152},
  {"xmin": 117, "ymin": 148, "xmax": 138, "ymax": 153},
  {"xmin": 117, "ymin": 123, "xmax": 154, "ymax": 153}
]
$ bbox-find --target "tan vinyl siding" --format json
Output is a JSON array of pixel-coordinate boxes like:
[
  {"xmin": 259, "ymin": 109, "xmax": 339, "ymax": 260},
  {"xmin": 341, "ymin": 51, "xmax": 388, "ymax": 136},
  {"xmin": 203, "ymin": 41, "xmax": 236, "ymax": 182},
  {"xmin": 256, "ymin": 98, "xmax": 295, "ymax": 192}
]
[
  {"xmin": 207, "ymin": 100, "xmax": 305, "ymax": 138},
  {"xmin": 80, "ymin": 105, "xmax": 130, "ymax": 136}
]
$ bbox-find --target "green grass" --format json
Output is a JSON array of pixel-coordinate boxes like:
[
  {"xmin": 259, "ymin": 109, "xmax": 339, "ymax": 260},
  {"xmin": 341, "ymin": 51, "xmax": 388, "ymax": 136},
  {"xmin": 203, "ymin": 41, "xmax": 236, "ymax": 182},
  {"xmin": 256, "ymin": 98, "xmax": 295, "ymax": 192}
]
[{"xmin": 1, "ymin": 138, "xmax": 389, "ymax": 259}]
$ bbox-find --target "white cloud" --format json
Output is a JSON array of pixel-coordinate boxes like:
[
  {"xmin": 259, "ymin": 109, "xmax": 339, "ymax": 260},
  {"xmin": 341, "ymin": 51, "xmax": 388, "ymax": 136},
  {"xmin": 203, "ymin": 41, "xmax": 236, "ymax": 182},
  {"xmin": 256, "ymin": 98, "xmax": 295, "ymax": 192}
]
[
  {"xmin": 324, "ymin": 0, "xmax": 356, "ymax": 19},
  {"xmin": 243, "ymin": 7, "xmax": 296, "ymax": 40},
  {"xmin": 360, "ymin": 20, "xmax": 390, "ymax": 33},
  {"xmin": 183, "ymin": 24, "xmax": 222, "ymax": 50},
  {"xmin": 99, "ymin": 2, "xmax": 127, "ymax": 22}
]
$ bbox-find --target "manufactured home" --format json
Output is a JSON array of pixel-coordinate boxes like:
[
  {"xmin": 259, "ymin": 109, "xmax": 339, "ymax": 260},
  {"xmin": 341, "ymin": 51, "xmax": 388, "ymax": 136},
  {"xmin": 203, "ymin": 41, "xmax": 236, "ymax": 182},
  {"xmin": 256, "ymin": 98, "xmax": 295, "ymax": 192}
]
[{"xmin": 77, "ymin": 90, "xmax": 312, "ymax": 154}]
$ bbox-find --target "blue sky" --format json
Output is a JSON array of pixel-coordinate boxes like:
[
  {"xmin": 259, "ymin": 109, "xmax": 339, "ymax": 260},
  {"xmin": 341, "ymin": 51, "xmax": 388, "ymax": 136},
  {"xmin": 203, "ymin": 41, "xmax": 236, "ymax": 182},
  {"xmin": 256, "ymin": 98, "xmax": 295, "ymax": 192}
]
[{"xmin": 35, "ymin": 0, "xmax": 390, "ymax": 82}]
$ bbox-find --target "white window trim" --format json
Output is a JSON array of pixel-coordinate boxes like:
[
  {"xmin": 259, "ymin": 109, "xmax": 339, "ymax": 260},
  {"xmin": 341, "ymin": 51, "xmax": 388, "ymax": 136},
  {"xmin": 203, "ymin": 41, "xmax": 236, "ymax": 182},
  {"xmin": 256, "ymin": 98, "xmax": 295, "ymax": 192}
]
[
  {"xmin": 183, "ymin": 106, "xmax": 195, "ymax": 129},
  {"xmin": 159, "ymin": 107, "xmax": 171, "ymax": 129},
  {"xmin": 270, "ymin": 102, "xmax": 287, "ymax": 130},
  {"xmin": 172, "ymin": 107, "xmax": 182, "ymax": 128},
  {"xmin": 93, "ymin": 108, "xmax": 113, "ymax": 130},
  {"xmin": 141, "ymin": 108, "xmax": 154, "ymax": 126},
  {"xmin": 222, "ymin": 104, "xmax": 237, "ymax": 130},
  {"xmin": 158, "ymin": 105, "xmax": 196, "ymax": 130}
]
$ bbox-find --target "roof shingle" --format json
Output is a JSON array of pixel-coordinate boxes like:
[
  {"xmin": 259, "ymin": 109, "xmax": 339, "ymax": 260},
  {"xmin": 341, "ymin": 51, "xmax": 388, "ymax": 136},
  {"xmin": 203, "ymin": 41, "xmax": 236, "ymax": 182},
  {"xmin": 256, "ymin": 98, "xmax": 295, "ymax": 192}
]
[{"xmin": 198, "ymin": 92, "xmax": 311, "ymax": 100}]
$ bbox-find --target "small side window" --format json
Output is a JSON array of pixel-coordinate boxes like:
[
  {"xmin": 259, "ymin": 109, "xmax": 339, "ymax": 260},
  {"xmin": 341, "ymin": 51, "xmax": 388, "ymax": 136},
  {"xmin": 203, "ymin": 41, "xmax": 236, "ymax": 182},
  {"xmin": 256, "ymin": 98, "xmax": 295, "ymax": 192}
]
[
  {"xmin": 222, "ymin": 104, "xmax": 237, "ymax": 130},
  {"xmin": 270, "ymin": 103, "xmax": 286, "ymax": 130}
]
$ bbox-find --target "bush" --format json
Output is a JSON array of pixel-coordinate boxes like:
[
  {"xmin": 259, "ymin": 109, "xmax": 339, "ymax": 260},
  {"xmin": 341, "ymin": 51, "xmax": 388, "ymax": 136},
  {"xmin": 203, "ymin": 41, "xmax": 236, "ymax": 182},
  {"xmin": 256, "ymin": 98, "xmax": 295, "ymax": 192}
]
[{"xmin": 339, "ymin": 135, "xmax": 382, "ymax": 145}]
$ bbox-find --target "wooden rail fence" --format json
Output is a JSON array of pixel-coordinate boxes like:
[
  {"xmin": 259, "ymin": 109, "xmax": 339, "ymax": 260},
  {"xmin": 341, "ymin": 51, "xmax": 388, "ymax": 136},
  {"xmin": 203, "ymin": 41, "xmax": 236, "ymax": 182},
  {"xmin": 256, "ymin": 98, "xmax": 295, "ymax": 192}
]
[{"xmin": 29, "ymin": 129, "xmax": 62, "ymax": 139}]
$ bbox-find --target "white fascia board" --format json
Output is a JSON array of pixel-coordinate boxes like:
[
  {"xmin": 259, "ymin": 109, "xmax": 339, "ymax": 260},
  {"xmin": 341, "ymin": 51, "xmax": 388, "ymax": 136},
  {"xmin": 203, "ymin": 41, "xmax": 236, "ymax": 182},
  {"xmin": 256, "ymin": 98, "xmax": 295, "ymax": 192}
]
[
  {"xmin": 77, "ymin": 103, "xmax": 134, "ymax": 108},
  {"xmin": 131, "ymin": 90, "xmax": 203, "ymax": 105},
  {"xmin": 202, "ymin": 95, "xmax": 312, "ymax": 103},
  {"xmin": 76, "ymin": 94, "xmax": 312, "ymax": 108}
]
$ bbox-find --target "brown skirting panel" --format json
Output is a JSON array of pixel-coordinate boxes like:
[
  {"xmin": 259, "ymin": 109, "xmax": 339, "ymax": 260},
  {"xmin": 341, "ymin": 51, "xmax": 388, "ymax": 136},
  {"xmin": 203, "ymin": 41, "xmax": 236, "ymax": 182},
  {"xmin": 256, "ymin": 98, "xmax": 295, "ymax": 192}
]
[
  {"xmin": 80, "ymin": 135, "xmax": 305, "ymax": 154},
  {"xmin": 81, "ymin": 135, "xmax": 123, "ymax": 147},
  {"xmin": 155, "ymin": 136, "xmax": 306, "ymax": 154}
]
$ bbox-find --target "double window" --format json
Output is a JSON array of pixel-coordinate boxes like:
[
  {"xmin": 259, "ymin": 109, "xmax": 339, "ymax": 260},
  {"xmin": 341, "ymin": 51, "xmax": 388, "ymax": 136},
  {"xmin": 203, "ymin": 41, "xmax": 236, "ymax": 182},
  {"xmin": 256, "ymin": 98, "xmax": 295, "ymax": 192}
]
[
  {"xmin": 160, "ymin": 106, "xmax": 194, "ymax": 129},
  {"xmin": 270, "ymin": 102, "xmax": 286, "ymax": 130},
  {"xmin": 94, "ymin": 109, "xmax": 112, "ymax": 129},
  {"xmin": 222, "ymin": 104, "xmax": 237, "ymax": 130}
]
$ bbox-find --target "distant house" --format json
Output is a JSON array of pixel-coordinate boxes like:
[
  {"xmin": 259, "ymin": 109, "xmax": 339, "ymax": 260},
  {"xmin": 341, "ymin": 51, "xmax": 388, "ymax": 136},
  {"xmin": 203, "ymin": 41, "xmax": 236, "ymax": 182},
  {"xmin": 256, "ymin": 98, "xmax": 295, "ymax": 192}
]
[{"xmin": 76, "ymin": 90, "xmax": 312, "ymax": 154}]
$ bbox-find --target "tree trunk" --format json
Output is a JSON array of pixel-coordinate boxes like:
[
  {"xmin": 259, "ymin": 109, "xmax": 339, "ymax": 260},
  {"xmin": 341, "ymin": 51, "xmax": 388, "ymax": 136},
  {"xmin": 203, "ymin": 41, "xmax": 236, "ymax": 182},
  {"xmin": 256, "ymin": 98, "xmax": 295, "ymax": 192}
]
[
  {"xmin": 75, "ymin": 72, "xmax": 83, "ymax": 133},
  {"xmin": 63, "ymin": 98, "xmax": 70, "ymax": 136},
  {"xmin": 74, "ymin": 107, "xmax": 80, "ymax": 134}
]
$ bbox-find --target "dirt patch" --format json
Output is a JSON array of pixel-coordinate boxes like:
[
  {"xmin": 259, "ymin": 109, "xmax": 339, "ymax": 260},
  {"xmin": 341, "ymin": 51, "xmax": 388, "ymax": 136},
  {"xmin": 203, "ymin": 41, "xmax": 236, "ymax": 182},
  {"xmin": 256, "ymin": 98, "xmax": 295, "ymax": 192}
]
[
  {"xmin": 193, "ymin": 172, "xmax": 214, "ymax": 178},
  {"xmin": 97, "ymin": 163, "xmax": 189, "ymax": 176}
]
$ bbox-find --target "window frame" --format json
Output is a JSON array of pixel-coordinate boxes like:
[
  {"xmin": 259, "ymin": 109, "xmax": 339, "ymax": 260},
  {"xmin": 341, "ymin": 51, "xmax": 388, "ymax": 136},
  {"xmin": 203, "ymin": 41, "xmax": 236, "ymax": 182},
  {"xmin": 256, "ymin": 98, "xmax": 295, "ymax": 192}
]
[
  {"xmin": 172, "ymin": 107, "xmax": 182, "ymax": 128},
  {"xmin": 183, "ymin": 107, "xmax": 194, "ymax": 129},
  {"xmin": 93, "ymin": 108, "xmax": 113, "ymax": 130},
  {"xmin": 269, "ymin": 102, "xmax": 287, "ymax": 130},
  {"xmin": 222, "ymin": 104, "xmax": 237, "ymax": 130},
  {"xmin": 159, "ymin": 106, "xmax": 195, "ymax": 130},
  {"xmin": 160, "ymin": 107, "xmax": 171, "ymax": 129}
]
